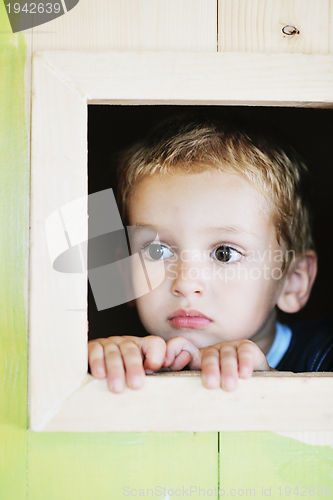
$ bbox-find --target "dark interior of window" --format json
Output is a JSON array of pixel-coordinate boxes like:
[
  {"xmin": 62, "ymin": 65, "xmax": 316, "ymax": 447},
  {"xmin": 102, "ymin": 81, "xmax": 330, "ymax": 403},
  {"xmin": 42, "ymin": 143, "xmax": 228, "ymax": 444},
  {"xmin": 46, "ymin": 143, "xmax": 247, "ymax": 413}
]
[{"xmin": 88, "ymin": 105, "xmax": 333, "ymax": 341}]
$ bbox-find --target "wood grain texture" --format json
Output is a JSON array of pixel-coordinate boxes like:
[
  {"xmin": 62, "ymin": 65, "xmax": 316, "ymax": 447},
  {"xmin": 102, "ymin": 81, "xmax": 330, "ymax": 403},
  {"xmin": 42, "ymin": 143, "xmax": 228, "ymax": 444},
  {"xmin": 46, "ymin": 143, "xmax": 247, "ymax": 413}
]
[
  {"xmin": 0, "ymin": 4, "xmax": 31, "ymax": 499},
  {"xmin": 37, "ymin": 50, "xmax": 333, "ymax": 106},
  {"xmin": 28, "ymin": 432, "xmax": 218, "ymax": 500},
  {"xmin": 33, "ymin": 0, "xmax": 217, "ymax": 52},
  {"xmin": 30, "ymin": 53, "xmax": 88, "ymax": 429},
  {"xmin": 40, "ymin": 372, "xmax": 333, "ymax": 432},
  {"xmin": 218, "ymin": 0, "xmax": 332, "ymax": 53}
]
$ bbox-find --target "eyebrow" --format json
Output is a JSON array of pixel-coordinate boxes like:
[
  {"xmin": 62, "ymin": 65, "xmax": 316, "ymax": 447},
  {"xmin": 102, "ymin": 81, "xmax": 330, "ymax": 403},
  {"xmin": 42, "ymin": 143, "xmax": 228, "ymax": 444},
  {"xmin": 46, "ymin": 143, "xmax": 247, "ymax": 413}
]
[
  {"xmin": 204, "ymin": 226, "xmax": 259, "ymax": 238},
  {"xmin": 132, "ymin": 222, "xmax": 259, "ymax": 239}
]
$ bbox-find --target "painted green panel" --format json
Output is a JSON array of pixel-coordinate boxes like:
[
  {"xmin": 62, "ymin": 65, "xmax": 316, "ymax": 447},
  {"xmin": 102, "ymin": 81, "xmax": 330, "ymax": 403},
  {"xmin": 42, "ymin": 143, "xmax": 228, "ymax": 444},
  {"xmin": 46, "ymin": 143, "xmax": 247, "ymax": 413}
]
[
  {"xmin": 28, "ymin": 432, "xmax": 217, "ymax": 499},
  {"xmin": 0, "ymin": 2, "xmax": 29, "ymax": 499},
  {"xmin": 219, "ymin": 432, "xmax": 333, "ymax": 497}
]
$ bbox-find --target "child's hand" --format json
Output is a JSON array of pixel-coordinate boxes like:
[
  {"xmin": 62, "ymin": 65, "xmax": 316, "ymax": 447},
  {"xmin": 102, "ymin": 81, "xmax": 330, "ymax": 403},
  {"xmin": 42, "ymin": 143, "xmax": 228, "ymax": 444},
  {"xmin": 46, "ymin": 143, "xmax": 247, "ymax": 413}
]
[
  {"xmin": 88, "ymin": 335, "xmax": 166, "ymax": 393},
  {"xmin": 164, "ymin": 337, "xmax": 273, "ymax": 392},
  {"xmin": 199, "ymin": 339, "xmax": 272, "ymax": 391},
  {"xmin": 163, "ymin": 337, "xmax": 202, "ymax": 371}
]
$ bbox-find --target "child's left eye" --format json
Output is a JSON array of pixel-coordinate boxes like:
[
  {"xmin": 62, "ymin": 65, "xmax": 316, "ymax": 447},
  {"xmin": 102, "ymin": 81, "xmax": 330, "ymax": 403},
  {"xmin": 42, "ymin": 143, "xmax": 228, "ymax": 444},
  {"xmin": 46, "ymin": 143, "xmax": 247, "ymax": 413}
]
[
  {"xmin": 142, "ymin": 243, "xmax": 174, "ymax": 261},
  {"xmin": 211, "ymin": 245, "xmax": 242, "ymax": 263}
]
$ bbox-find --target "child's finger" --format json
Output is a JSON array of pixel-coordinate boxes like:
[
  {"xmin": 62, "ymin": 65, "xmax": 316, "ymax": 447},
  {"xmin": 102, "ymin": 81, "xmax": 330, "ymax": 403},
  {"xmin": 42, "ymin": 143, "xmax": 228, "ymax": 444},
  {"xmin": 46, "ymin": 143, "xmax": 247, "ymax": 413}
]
[
  {"xmin": 236, "ymin": 341, "xmax": 256, "ymax": 379},
  {"xmin": 164, "ymin": 337, "xmax": 201, "ymax": 370},
  {"xmin": 140, "ymin": 335, "xmax": 167, "ymax": 372},
  {"xmin": 200, "ymin": 347, "xmax": 221, "ymax": 389},
  {"xmin": 88, "ymin": 341, "xmax": 106, "ymax": 379},
  {"xmin": 168, "ymin": 349, "xmax": 192, "ymax": 371},
  {"xmin": 117, "ymin": 340, "xmax": 146, "ymax": 390},
  {"xmin": 103, "ymin": 342, "xmax": 127, "ymax": 393},
  {"xmin": 237, "ymin": 339, "xmax": 271, "ymax": 374},
  {"xmin": 219, "ymin": 345, "xmax": 239, "ymax": 391}
]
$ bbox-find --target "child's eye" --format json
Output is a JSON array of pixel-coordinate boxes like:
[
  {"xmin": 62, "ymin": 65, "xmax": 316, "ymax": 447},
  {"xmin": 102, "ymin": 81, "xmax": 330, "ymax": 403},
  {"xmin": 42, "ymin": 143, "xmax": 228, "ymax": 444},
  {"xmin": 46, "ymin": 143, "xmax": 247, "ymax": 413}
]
[
  {"xmin": 142, "ymin": 243, "xmax": 174, "ymax": 261},
  {"xmin": 211, "ymin": 245, "xmax": 242, "ymax": 263}
]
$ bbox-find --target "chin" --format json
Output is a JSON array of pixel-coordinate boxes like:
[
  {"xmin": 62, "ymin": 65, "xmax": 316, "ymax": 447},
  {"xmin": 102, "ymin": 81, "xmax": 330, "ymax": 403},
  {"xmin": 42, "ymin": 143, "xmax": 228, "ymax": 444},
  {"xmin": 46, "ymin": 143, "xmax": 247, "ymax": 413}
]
[{"xmin": 170, "ymin": 329, "xmax": 211, "ymax": 348}]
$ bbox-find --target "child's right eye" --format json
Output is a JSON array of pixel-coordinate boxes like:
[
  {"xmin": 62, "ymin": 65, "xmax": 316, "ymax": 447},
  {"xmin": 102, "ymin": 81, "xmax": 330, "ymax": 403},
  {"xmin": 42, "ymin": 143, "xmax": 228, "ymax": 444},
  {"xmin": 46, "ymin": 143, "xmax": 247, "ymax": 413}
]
[{"xmin": 143, "ymin": 243, "xmax": 173, "ymax": 261}]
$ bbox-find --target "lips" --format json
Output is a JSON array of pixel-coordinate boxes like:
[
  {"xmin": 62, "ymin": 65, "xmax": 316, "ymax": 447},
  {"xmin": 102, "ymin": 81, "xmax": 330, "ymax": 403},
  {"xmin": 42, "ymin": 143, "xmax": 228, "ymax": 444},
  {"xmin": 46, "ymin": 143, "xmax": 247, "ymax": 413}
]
[
  {"xmin": 167, "ymin": 309, "xmax": 212, "ymax": 329},
  {"xmin": 167, "ymin": 309, "xmax": 211, "ymax": 320}
]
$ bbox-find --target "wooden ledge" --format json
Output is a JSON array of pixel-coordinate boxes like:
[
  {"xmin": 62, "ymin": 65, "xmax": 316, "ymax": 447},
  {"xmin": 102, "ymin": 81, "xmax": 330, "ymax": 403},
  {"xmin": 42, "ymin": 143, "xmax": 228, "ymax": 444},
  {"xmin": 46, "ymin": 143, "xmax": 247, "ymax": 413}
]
[{"xmin": 32, "ymin": 372, "xmax": 333, "ymax": 432}]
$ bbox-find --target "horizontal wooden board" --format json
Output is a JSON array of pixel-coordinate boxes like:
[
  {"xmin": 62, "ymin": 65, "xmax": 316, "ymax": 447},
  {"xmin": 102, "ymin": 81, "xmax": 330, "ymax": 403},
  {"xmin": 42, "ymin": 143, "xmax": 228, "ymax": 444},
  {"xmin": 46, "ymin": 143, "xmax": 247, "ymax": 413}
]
[
  {"xmin": 36, "ymin": 50, "xmax": 333, "ymax": 106},
  {"xmin": 37, "ymin": 372, "xmax": 333, "ymax": 432}
]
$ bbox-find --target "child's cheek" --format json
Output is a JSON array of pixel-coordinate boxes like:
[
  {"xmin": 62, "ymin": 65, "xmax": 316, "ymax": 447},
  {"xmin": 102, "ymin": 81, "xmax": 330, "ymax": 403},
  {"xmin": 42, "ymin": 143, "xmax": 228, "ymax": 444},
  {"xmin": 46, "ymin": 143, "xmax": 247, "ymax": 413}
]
[
  {"xmin": 144, "ymin": 258, "xmax": 166, "ymax": 290},
  {"xmin": 134, "ymin": 295, "xmax": 160, "ymax": 335},
  {"xmin": 130, "ymin": 254, "xmax": 165, "ymax": 299},
  {"xmin": 130, "ymin": 253, "xmax": 151, "ymax": 298}
]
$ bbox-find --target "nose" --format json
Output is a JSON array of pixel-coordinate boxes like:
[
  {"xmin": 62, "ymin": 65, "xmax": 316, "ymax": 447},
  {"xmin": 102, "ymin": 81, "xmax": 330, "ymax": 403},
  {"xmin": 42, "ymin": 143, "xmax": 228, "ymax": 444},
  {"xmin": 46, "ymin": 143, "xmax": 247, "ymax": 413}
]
[{"xmin": 170, "ymin": 261, "xmax": 207, "ymax": 298}]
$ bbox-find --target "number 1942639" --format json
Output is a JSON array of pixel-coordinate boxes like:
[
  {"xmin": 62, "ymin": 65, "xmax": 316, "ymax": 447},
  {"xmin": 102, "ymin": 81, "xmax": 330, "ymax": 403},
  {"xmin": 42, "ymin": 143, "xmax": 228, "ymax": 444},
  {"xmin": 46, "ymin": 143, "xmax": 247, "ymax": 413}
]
[{"xmin": 6, "ymin": 2, "xmax": 61, "ymax": 14}]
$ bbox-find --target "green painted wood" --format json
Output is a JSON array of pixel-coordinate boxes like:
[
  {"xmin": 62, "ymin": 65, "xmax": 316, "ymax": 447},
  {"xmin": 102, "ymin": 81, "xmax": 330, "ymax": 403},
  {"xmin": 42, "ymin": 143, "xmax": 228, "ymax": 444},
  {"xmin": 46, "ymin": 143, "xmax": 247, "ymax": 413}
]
[
  {"xmin": 219, "ymin": 432, "xmax": 333, "ymax": 497},
  {"xmin": 28, "ymin": 432, "xmax": 218, "ymax": 499},
  {"xmin": 0, "ymin": 3, "xmax": 29, "ymax": 500}
]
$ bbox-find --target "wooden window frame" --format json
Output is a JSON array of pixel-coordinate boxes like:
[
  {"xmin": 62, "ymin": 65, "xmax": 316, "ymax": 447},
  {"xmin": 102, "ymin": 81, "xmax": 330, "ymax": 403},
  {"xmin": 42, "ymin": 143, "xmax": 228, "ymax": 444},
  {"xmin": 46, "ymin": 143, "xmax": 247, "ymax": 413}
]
[{"xmin": 30, "ymin": 50, "xmax": 333, "ymax": 432}]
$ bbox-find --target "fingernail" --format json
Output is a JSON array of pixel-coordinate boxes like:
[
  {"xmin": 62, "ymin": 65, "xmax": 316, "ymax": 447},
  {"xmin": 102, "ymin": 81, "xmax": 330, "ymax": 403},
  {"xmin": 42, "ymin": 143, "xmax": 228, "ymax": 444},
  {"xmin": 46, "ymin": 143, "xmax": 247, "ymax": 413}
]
[
  {"xmin": 224, "ymin": 376, "xmax": 236, "ymax": 391},
  {"xmin": 240, "ymin": 366, "xmax": 250, "ymax": 377},
  {"xmin": 203, "ymin": 374, "xmax": 218, "ymax": 388},
  {"xmin": 130, "ymin": 376, "xmax": 142, "ymax": 389},
  {"xmin": 95, "ymin": 367, "xmax": 105, "ymax": 377},
  {"xmin": 111, "ymin": 379, "xmax": 123, "ymax": 393}
]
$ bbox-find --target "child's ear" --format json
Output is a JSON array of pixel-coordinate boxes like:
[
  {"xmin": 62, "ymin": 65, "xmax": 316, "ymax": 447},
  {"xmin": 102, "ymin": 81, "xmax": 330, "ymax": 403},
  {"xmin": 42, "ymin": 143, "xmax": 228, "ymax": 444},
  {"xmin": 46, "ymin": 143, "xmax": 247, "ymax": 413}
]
[{"xmin": 277, "ymin": 250, "xmax": 317, "ymax": 313}]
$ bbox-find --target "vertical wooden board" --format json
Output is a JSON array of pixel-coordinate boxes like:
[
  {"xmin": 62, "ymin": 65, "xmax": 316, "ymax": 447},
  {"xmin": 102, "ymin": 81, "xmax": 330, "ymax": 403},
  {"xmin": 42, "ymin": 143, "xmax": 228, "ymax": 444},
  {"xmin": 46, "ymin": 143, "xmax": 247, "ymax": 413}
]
[
  {"xmin": 218, "ymin": 0, "xmax": 331, "ymax": 53},
  {"xmin": 219, "ymin": 432, "xmax": 333, "ymax": 496},
  {"xmin": 33, "ymin": 0, "xmax": 217, "ymax": 52},
  {"xmin": 0, "ymin": 3, "xmax": 30, "ymax": 500},
  {"xmin": 328, "ymin": 0, "xmax": 333, "ymax": 53},
  {"xmin": 28, "ymin": 432, "xmax": 218, "ymax": 499},
  {"xmin": 330, "ymin": 0, "xmax": 333, "ymax": 54},
  {"xmin": 30, "ymin": 55, "xmax": 88, "ymax": 430}
]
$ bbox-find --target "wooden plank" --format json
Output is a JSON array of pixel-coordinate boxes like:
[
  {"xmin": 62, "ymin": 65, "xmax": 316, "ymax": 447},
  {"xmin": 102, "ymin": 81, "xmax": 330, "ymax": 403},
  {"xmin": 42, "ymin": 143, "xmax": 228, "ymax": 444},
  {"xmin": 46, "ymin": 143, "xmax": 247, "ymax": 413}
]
[
  {"xmin": 331, "ymin": 0, "xmax": 333, "ymax": 53},
  {"xmin": 0, "ymin": 3, "xmax": 31, "ymax": 499},
  {"xmin": 28, "ymin": 432, "xmax": 218, "ymax": 500},
  {"xmin": 37, "ymin": 50, "xmax": 333, "ymax": 106},
  {"xmin": 38, "ymin": 372, "xmax": 333, "ymax": 432},
  {"xmin": 29, "ymin": 53, "xmax": 88, "ymax": 430},
  {"xmin": 218, "ymin": 0, "xmax": 331, "ymax": 53},
  {"xmin": 219, "ymin": 432, "xmax": 333, "ymax": 496},
  {"xmin": 33, "ymin": 0, "xmax": 217, "ymax": 52}
]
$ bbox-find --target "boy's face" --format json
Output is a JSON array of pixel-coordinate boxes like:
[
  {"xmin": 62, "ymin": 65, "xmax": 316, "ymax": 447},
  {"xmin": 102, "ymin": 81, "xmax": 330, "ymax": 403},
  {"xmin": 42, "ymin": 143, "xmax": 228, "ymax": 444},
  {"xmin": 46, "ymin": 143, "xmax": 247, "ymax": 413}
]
[{"xmin": 128, "ymin": 170, "xmax": 287, "ymax": 349}]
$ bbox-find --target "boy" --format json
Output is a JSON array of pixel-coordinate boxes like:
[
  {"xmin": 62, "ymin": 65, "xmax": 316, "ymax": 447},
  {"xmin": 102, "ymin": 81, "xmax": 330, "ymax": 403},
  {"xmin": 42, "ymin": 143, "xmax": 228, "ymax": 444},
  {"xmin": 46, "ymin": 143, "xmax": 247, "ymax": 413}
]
[{"xmin": 88, "ymin": 114, "xmax": 332, "ymax": 393}]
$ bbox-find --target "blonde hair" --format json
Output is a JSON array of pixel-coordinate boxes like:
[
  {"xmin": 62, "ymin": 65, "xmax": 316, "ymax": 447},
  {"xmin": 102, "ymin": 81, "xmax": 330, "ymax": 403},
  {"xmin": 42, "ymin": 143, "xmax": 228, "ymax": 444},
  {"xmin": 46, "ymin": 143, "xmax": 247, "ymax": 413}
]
[{"xmin": 117, "ymin": 116, "xmax": 314, "ymax": 260}]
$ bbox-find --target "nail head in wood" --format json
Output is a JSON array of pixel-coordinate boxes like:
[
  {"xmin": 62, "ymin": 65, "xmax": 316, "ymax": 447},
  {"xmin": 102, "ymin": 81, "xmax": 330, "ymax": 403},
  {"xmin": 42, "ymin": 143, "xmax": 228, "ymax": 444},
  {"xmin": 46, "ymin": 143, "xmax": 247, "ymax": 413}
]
[{"xmin": 282, "ymin": 25, "xmax": 300, "ymax": 36}]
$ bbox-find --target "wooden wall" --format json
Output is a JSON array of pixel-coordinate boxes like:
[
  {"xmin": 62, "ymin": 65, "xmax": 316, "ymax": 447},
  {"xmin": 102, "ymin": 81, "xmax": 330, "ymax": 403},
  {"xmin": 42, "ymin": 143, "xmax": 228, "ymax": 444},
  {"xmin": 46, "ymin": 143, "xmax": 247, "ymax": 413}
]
[{"xmin": 1, "ymin": 1, "xmax": 333, "ymax": 498}]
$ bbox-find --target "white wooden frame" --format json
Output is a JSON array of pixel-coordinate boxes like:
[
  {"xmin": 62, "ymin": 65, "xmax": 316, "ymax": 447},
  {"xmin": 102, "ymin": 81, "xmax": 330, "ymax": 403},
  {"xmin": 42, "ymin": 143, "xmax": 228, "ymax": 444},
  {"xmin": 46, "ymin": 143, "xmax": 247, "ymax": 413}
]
[{"xmin": 30, "ymin": 51, "xmax": 333, "ymax": 432}]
